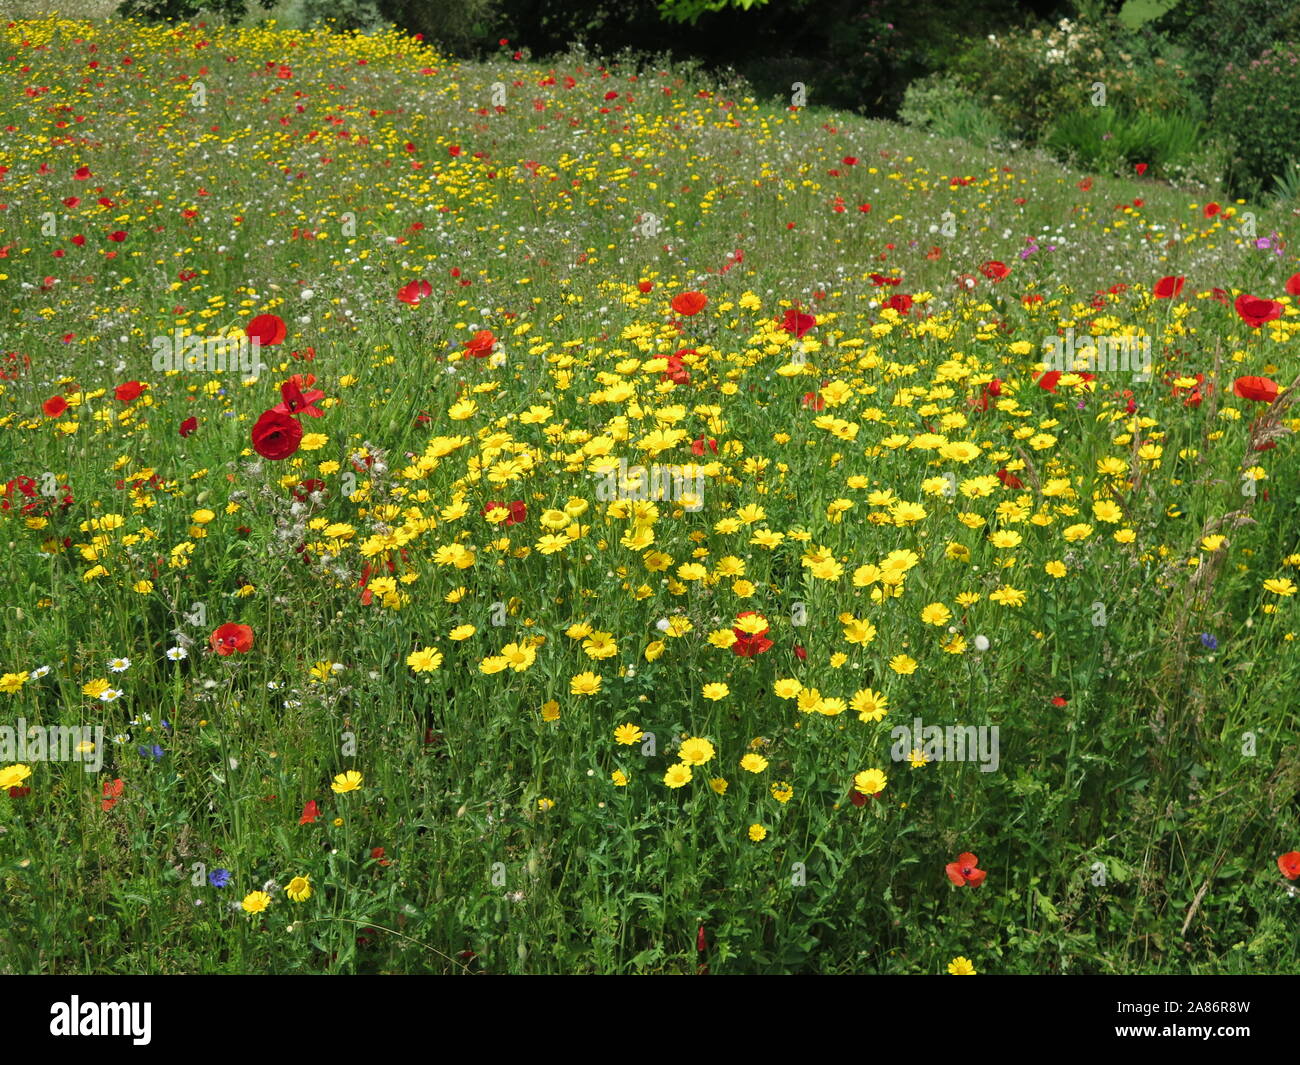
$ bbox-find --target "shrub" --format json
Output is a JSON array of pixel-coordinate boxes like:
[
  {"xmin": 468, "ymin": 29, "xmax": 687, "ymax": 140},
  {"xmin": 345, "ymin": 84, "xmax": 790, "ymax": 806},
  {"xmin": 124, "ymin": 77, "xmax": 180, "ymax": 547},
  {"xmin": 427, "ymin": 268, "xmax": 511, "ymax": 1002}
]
[
  {"xmin": 1043, "ymin": 105, "xmax": 1205, "ymax": 177},
  {"xmin": 1212, "ymin": 42, "xmax": 1300, "ymax": 199},
  {"xmin": 948, "ymin": 15, "xmax": 1199, "ymax": 144},
  {"xmin": 898, "ymin": 73, "xmax": 1008, "ymax": 148},
  {"xmin": 1154, "ymin": 0, "xmax": 1300, "ymax": 109}
]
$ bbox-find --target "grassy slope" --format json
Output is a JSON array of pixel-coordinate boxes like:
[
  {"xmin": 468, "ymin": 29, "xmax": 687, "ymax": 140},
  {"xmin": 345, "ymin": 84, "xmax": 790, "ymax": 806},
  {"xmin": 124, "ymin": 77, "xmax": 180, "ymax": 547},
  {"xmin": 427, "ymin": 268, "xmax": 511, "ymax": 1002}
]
[{"xmin": 0, "ymin": 17, "xmax": 1299, "ymax": 974}]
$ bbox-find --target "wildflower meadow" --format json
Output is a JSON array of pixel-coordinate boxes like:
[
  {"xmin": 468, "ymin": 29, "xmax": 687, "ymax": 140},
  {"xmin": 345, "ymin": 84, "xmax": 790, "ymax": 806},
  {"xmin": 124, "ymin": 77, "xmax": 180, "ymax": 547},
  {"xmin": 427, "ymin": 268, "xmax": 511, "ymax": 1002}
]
[{"xmin": 2, "ymin": 11, "xmax": 1300, "ymax": 978}]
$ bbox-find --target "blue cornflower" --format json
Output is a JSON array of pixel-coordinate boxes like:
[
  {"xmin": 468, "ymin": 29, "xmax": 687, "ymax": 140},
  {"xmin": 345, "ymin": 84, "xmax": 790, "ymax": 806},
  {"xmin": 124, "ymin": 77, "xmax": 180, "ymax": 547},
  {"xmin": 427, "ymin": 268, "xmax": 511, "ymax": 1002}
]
[
  {"xmin": 139, "ymin": 744, "xmax": 165, "ymax": 760},
  {"xmin": 209, "ymin": 869, "xmax": 231, "ymax": 888},
  {"xmin": 1200, "ymin": 633, "xmax": 1218, "ymax": 650}
]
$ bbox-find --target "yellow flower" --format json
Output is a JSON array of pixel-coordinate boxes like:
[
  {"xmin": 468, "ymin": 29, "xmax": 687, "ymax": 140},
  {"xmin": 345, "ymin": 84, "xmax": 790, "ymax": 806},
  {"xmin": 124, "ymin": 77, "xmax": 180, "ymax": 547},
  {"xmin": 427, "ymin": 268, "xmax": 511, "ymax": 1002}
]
[
  {"xmin": 82, "ymin": 678, "xmax": 110, "ymax": 699},
  {"xmin": 920, "ymin": 602, "xmax": 951, "ymax": 626},
  {"xmin": 701, "ymin": 682, "xmax": 729, "ymax": 701},
  {"xmin": 748, "ymin": 823, "xmax": 768, "ymax": 842},
  {"xmin": 854, "ymin": 768, "xmax": 887, "ymax": 795},
  {"xmin": 407, "ymin": 647, "xmax": 443, "ymax": 673},
  {"xmin": 0, "ymin": 764, "xmax": 33, "ymax": 790},
  {"xmin": 678, "ymin": 737, "xmax": 716, "ymax": 765},
  {"xmin": 1264, "ymin": 578, "xmax": 1296, "ymax": 597},
  {"xmin": 331, "ymin": 770, "xmax": 363, "ymax": 794},
  {"xmin": 614, "ymin": 723, "xmax": 644, "ymax": 745},
  {"xmin": 242, "ymin": 891, "xmax": 271, "ymax": 914},
  {"xmin": 570, "ymin": 671, "xmax": 602, "ymax": 696},
  {"xmin": 889, "ymin": 654, "xmax": 917, "ymax": 675},
  {"xmin": 664, "ymin": 763, "xmax": 693, "ymax": 788},
  {"xmin": 537, "ymin": 797, "xmax": 555, "ymax": 812},
  {"xmin": 0, "ymin": 672, "xmax": 29, "ymax": 695},
  {"xmin": 947, "ymin": 956, "xmax": 977, "ymax": 975},
  {"xmin": 449, "ymin": 624, "xmax": 477, "ymax": 641},
  {"xmin": 540, "ymin": 700, "xmax": 561, "ymax": 722},
  {"xmin": 709, "ymin": 777, "xmax": 729, "ymax": 795},
  {"xmin": 611, "ymin": 770, "xmax": 629, "ymax": 787},
  {"xmin": 989, "ymin": 586, "xmax": 1027, "ymax": 607},
  {"xmin": 852, "ymin": 687, "xmax": 889, "ymax": 722},
  {"xmin": 1044, "ymin": 560, "xmax": 1067, "ymax": 578},
  {"xmin": 285, "ymin": 875, "xmax": 312, "ymax": 903},
  {"xmin": 1092, "ymin": 499, "xmax": 1122, "ymax": 523},
  {"xmin": 740, "ymin": 753, "xmax": 768, "ymax": 773}
]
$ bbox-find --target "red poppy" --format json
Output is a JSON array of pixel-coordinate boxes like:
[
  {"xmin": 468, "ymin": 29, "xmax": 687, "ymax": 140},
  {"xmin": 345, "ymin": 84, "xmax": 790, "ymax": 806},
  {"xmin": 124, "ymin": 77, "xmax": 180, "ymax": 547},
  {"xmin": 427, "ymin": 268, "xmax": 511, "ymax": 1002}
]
[
  {"xmin": 779, "ymin": 307, "xmax": 816, "ymax": 338},
  {"xmin": 1235, "ymin": 294, "xmax": 1283, "ymax": 328},
  {"xmin": 1279, "ymin": 852, "xmax": 1300, "ymax": 880},
  {"xmin": 995, "ymin": 467, "xmax": 1023, "ymax": 490},
  {"xmin": 945, "ymin": 852, "xmax": 987, "ymax": 887},
  {"xmin": 246, "ymin": 313, "xmax": 287, "ymax": 347},
  {"xmin": 732, "ymin": 633, "xmax": 773, "ymax": 657},
  {"xmin": 371, "ymin": 846, "xmax": 392, "ymax": 867},
  {"xmin": 979, "ymin": 260, "xmax": 1009, "ymax": 281},
  {"xmin": 637, "ymin": 280, "xmax": 654, "ymax": 293},
  {"xmin": 209, "ymin": 622, "xmax": 254, "ymax": 656},
  {"xmin": 1037, "ymin": 370, "xmax": 1063, "ymax": 392},
  {"xmin": 292, "ymin": 478, "xmax": 327, "ymax": 503},
  {"xmin": 661, "ymin": 352, "xmax": 691, "ymax": 385},
  {"xmin": 1135, "ymin": 163, "xmax": 1148, "ymax": 176},
  {"xmin": 793, "ymin": 644, "xmax": 807, "ymax": 660},
  {"xmin": 883, "ymin": 293, "xmax": 913, "ymax": 315},
  {"xmin": 800, "ymin": 391, "xmax": 825, "ymax": 411},
  {"xmin": 1210, "ymin": 287, "xmax": 1231, "ymax": 307},
  {"xmin": 42, "ymin": 395, "xmax": 67, "ymax": 417},
  {"xmin": 1233, "ymin": 376, "xmax": 1278, "ymax": 403},
  {"xmin": 1051, "ymin": 695, "xmax": 1068, "ymax": 707},
  {"xmin": 251, "ymin": 409, "xmax": 303, "ymax": 460},
  {"xmin": 1154, "ymin": 275, "xmax": 1185, "ymax": 299},
  {"xmin": 691, "ymin": 436, "xmax": 717, "ymax": 456},
  {"xmin": 299, "ymin": 799, "xmax": 320, "ymax": 825},
  {"xmin": 114, "ymin": 380, "xmax": 145, "ymax": 403},
  {"xmin": 74, "ymin": 166, "xmax": 91, "ymax": 180},
  {"xmin": 1286, "ymin": 274, "xmax": 1300, "ymax": 297},
  {"xmin": 671, "ymin": 291, "xmax": 707, "ymax": 316},
  {"xmin": 179, "ymin": 416, "xmax": 198, "ymax": 437},
  {"xmin": 397, "ymin": 279, "xmax": 432, "ymax": 306},
  {"xmin": 101, "ymin": 777, "xmax": 124, "ymax": 812},
  {"xmin": 273, "ymin": 375, "xmax": 326, "ymax": 417},
  {"xmin": 107, "ymin": 230, "xmax": 127, "ymax": 242},
  {"xmin": 465, "ymin": 329, "xmax": 496, "ymax": 357},
  {"xmin": 1204, "ymin": 202, "xmax": 1220, "ymax": 218}
]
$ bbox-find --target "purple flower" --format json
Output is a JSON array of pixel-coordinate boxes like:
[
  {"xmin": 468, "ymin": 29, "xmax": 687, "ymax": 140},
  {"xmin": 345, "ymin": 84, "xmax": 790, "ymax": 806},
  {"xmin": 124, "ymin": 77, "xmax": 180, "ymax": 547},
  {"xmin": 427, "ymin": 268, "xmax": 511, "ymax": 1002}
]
[{"xmin": 209, "ymin": 868, "xmax": 232, "ymax": 888}]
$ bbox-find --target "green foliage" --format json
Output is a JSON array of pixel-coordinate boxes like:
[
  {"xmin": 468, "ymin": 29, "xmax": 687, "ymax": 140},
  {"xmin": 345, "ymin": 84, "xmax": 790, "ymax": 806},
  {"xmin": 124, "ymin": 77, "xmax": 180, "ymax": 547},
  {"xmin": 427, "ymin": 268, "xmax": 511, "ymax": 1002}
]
[
  {"xmin": 657, "ymin": 0, "xmax": 768, "ymax": 23},
  {"xmin": 117, "ymin": 0, "xmax": 274, "ymax": 22},
  {"xmin": 1212, "ymin": 42, "xmax": 1300, "ymax": 200},
  {"xmin": 1043, "ymin": 104, "xmax": 1203, "ymax": 176},
  {"xmin": 1154, "ymin": 0, "xmax": 1300, "ymax": 106},
  {"xmin": 897, "ymin": 73, "xmax": 1008, "ymax": 147},
  {"xmin": 373, "ymin": 0, "xmax": 501, "ymax": 51},
  {"xmin": 948, "ymin": 15, "xmax": 1199, "ymax": 143}
]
